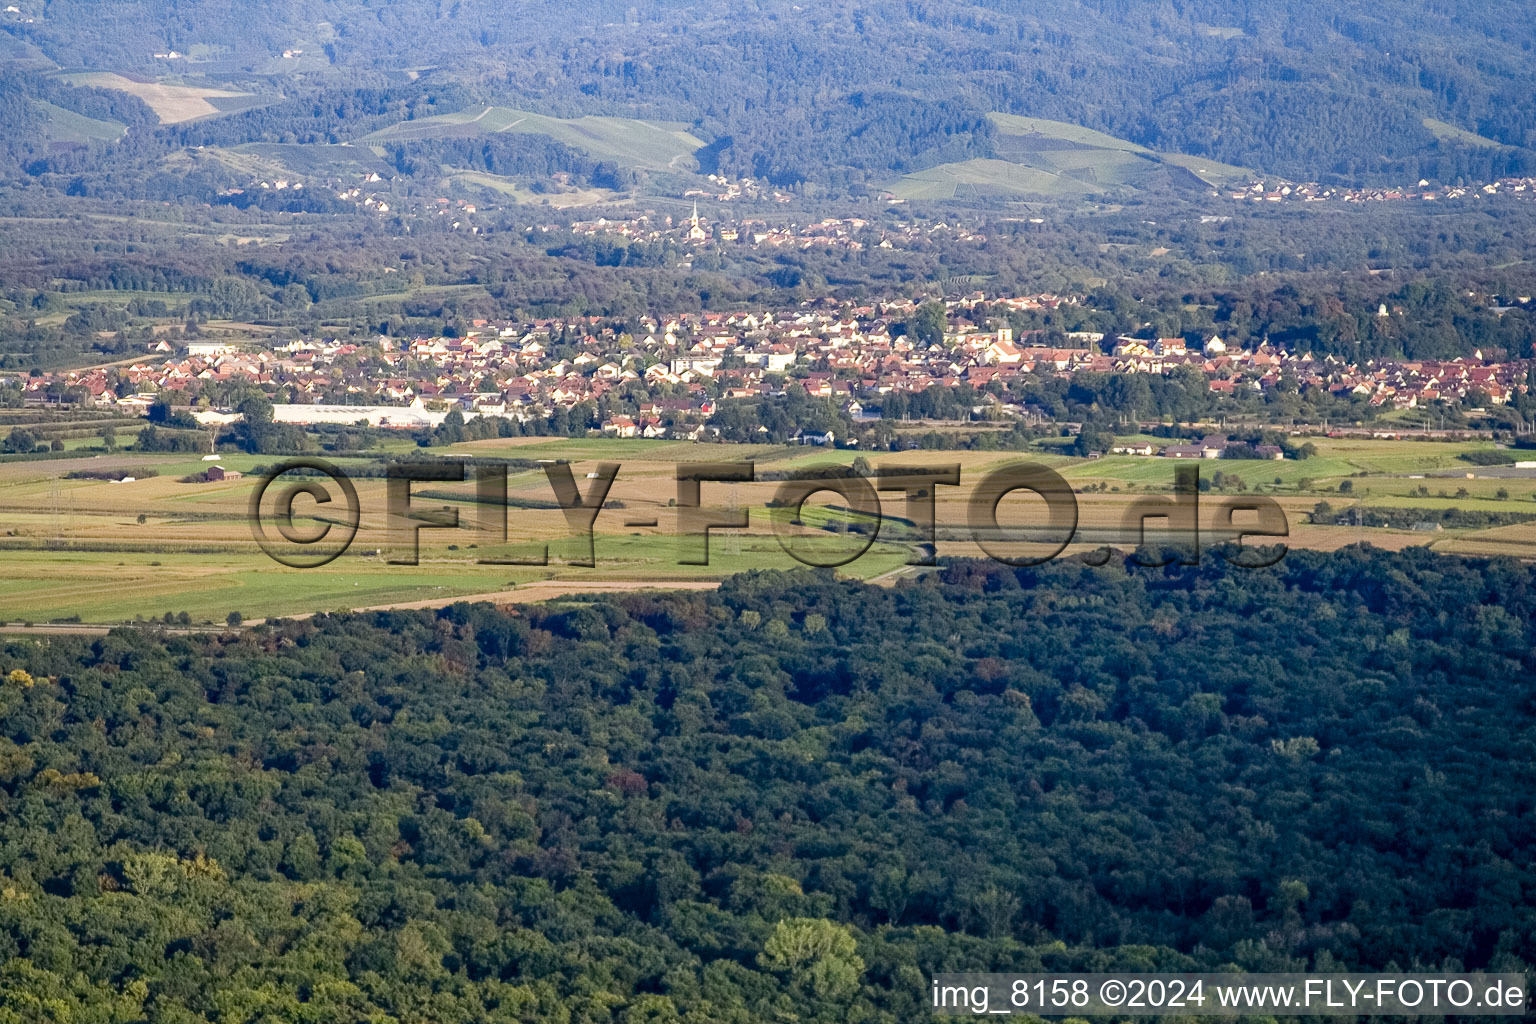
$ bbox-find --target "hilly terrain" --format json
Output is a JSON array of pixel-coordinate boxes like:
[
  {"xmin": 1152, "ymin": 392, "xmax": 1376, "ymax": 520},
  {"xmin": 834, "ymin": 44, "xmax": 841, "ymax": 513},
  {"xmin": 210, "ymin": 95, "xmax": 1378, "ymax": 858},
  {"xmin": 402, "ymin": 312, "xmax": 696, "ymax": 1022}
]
[
  {"xmin": 364, "ymin": 106, "xmax": 706, "ymax": 175},
  {"xmin": 54, "ymin": 72, "xmax": 261, "ymax": 124},
  {"xmin": 883, "ymin": 113, "xmax": 1256, "ymax": 200},
  {"xmin": 2, "ymin": 0, "xmax": 1534, "ymax": 192},
  {"xmin": 30, "ymin": 100, "xmax": 126, "ymax": 144}
]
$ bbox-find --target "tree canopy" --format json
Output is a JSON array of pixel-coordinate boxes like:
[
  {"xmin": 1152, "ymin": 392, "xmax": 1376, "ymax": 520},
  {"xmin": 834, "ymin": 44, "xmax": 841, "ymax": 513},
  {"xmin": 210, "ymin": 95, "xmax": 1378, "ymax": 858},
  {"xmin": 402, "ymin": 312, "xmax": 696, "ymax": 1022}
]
[{"xmin": 0, "ymin": 547, "xmax": 1530, "ymax": 1021}]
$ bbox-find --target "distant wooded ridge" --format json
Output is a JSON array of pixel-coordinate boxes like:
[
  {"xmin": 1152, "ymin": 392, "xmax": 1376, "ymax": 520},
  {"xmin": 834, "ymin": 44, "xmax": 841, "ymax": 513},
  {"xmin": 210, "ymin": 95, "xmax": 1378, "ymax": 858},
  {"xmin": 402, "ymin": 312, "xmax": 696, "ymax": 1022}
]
[{"xmin": 2, "ymin": 0, "xmax": 1534, "ymax": 189}]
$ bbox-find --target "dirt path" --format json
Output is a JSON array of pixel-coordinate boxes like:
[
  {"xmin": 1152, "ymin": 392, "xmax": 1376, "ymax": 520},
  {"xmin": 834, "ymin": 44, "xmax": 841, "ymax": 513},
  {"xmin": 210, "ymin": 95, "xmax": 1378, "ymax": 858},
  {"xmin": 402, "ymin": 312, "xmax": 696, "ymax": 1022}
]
[
  {"xmin": 247, "ymin": 579, "xmax": 722, "ymax": 624},
  {"xmin": 355, "ymin": 579, "xmax": 721, "ymax": 611},
  {"xmin": 0, "ymin": 623, "xmax": 220, "ymax": 637},
  {"xmin": 866, "ymin": 565, "xmax": 917, "ymax": 586}
]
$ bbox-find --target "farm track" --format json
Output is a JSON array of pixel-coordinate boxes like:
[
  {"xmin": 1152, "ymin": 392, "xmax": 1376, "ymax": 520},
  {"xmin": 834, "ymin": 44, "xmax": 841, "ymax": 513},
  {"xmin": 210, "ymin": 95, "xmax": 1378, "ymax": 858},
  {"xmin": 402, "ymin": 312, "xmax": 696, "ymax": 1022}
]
[{"xmin": 248, "ymin": 579, "xmax": 724, "ymax": 624}]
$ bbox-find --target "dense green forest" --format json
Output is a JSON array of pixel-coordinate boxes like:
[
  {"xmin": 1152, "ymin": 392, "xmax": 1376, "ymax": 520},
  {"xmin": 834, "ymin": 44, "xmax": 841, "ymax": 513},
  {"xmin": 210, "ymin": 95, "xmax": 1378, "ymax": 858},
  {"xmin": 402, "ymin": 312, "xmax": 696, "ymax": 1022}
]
[
  {"xmin": 4, "ymin": 1, "xmax": 1536, "ymax": 187},
  {"xmin": 384, "ymin": 137, "xmax": 637, "ymax": 193},
  {"xmin": 0, "ymin": 548, "xmax": 1531, "ymax": 1022}
]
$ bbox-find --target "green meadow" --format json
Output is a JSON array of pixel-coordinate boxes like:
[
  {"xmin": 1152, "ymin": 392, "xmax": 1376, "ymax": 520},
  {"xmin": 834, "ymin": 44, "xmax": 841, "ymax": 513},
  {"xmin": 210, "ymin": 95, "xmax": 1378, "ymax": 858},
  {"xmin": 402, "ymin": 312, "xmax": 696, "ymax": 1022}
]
[{"xmin": 4, "ymin": 433, "xmax": 1535, "ymax": 624}]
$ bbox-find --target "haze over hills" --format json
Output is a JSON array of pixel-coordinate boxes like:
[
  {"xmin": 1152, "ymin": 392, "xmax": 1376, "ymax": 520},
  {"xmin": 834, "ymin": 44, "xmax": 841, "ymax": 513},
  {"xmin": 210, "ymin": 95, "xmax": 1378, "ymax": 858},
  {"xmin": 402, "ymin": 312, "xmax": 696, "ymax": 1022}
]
[{"xmin": 3, "ymin": 0, "xmax": 1535, "ymax": 195}]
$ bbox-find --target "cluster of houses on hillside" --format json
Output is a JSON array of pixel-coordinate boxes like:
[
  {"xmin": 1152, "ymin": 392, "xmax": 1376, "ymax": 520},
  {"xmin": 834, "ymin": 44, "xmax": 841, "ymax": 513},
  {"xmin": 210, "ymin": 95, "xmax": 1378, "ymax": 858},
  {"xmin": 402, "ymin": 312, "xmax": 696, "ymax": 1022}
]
[
  {"xmin": 21, "ymin": 295, "xmax": 1535, "ymax": 438},
  {"xmin": 680, "ymin": 173, "xmax": 793, "ymax": 203},
  {"xmin": 220, "ymin": 170, "xmax": 487, "ymax": 223},
  {"xmin": 1112, "ymin": 435, "xmax": 1284, "ymax": 460},
  {"xmin": 217, "ymin": 169, "xmax": 994, "ymax": 251},
  {"xmin": 556, "ymin": 208, "xmax": 987, "ymax": 253},
  {"xmin": 1105, "ymin": 334, "xmax": 1529, "ymax": 408},
  {"xmin": 1225, "ymin": 176, "xmax": 1536, "ymax": 204}
]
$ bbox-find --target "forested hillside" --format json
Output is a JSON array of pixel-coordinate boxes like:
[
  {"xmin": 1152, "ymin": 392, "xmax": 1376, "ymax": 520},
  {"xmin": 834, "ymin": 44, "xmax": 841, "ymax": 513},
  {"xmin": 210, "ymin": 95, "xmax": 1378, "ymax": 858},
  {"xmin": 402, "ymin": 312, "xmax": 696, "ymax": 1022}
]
[
  {"xmin": 0, "ymin": 548, "xmax": 1531, "ymax": 1021},
  {"xmin": 3, "ymin": 0, "xmax": 1536, "ymax": 187}
]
